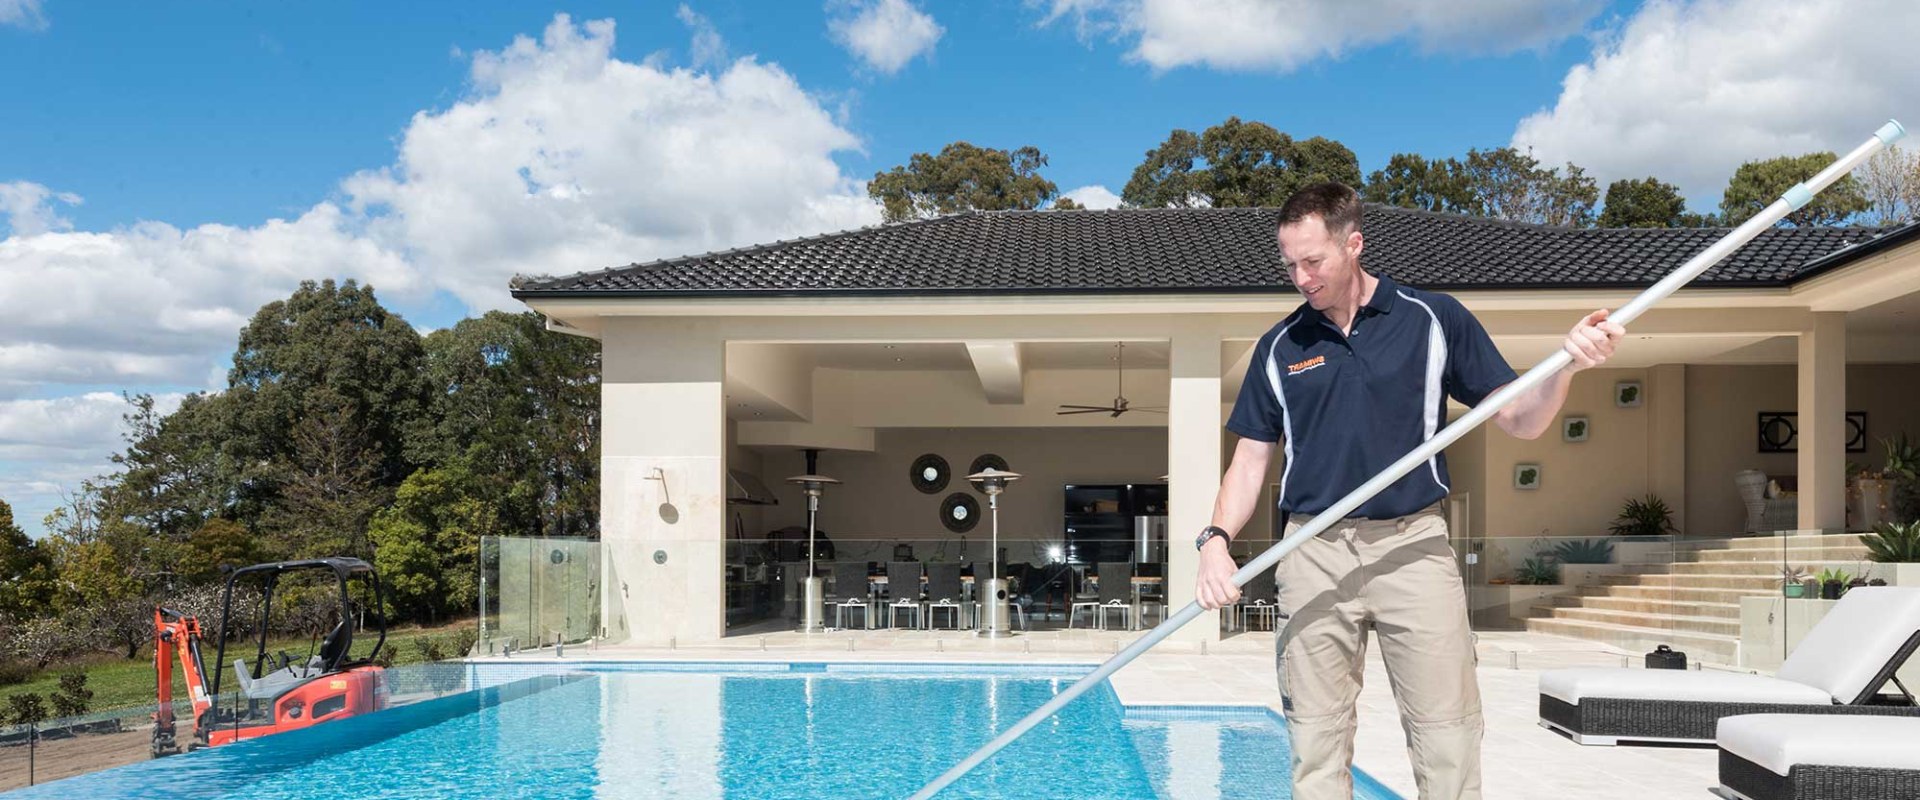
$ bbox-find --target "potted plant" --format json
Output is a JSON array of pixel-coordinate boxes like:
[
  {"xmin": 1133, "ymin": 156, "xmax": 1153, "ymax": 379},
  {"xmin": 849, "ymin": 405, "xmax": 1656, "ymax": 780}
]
[
  {"xmin": 1817, "ymin": 567, "xmax": 1852, "ymax": 600},
  {"xmin": 1779, "ymin": 566, "xmax": 1810, "ymax": 598},
  {"xmin": 1610, "ymin": 495, "xmax": 1678, "ymax": 537},
  {"xmin": 1852, "ymin": 435, "xmax": 1917, "ymax": 529}
]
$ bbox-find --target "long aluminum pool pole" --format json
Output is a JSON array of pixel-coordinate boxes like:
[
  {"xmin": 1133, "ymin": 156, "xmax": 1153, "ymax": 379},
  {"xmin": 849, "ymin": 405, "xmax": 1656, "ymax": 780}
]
[{"xmin": 908, "ymin": 119, "xmax": 1906, "ymax": 800}]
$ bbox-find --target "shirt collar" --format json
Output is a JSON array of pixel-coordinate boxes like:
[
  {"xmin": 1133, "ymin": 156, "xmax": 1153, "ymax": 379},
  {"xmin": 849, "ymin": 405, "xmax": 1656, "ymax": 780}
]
[
  {"xmin": 1304, "ymin": 272, "xmax": 1396, "ymax": 326},
  {"xmin": 1365, "ymin": 273, "xmax": 1397, "ymax": 315}
]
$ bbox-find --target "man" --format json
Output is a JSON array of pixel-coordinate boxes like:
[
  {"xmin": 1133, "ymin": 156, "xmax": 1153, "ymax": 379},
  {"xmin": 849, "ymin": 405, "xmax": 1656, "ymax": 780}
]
[{"xmin": 1193, "ymin": 183, "xmax": 1623, "ymax": 799}]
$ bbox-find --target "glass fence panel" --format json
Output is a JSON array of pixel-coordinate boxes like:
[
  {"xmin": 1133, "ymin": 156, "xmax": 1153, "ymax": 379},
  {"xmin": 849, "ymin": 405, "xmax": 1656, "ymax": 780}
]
[{"xmin": 480, "ymin": 536, "xmax": 602, "ymax": 655}]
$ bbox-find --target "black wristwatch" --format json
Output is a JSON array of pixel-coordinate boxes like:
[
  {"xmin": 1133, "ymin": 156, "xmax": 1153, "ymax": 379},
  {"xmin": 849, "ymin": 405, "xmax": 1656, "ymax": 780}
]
[{"xmin": 1195, "ymin": 525, "xmax": 1231, "ymax": 551}]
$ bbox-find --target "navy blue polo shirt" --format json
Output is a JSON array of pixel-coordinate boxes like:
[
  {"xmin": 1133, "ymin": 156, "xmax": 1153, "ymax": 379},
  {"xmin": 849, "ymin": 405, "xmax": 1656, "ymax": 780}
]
[{"xmin": 1227, "ymin": 274, "xmax": 1516, "ymax": 520}]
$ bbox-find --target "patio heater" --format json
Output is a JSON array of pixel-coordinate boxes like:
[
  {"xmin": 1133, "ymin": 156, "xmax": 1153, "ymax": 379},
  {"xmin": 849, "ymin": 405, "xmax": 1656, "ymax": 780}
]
[
  {"xmin": 786, "ymin": 472, "xmax": 840, "ymax": 634},
  {"xmin": 967, "ymin": 467, "xmax": 1022, "ymax": 638}
]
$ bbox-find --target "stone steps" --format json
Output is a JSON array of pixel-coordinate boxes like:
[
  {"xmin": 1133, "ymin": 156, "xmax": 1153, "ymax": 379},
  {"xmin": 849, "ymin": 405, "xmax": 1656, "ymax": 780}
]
[
  {"xmin": 1536, "ymin": 607, "xmax": 1741, "ymax": 637},
  {"xmin": 1543, "ymin": 595, "xmax": 1743, "ymax": 620},
  {"xmin": 1645, "ymin": 559, "xmax": 1872, "ymax": 576},
  {"xmin": 1596, "ymin": 572, "xmax": 1780, "ymax": 590},
  {"xmin": 1526, "ymin": 618, "xmax": 1741, "ymax": 664},
  {"xmin": 1683, "ymin": 546, "xmax": 1869, "ymax": 564},
  {"xmin": 1522, "ymin": 534, "xmax": 1868, "ymax": 665},
  {"xmin": 1576, "ymin": 585, "xmax": 1775, "ymax": 605},
  {"xmin": 1679, "ymin": 533, "xmax": 1865, "ymax": 551}
]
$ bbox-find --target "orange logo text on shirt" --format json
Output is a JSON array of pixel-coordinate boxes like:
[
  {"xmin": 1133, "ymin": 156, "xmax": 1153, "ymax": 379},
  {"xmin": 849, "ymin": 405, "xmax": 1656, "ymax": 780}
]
[{"xmin": 1286, "ymin": 355, "xmax": 1326, "ymax": 375}]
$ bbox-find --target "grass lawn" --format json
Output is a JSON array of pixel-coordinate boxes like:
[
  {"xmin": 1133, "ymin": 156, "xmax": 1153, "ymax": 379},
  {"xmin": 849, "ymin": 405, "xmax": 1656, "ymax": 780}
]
[{"xmin": 1, "ymin": 618, "xmax": 478, "ymax": 717}]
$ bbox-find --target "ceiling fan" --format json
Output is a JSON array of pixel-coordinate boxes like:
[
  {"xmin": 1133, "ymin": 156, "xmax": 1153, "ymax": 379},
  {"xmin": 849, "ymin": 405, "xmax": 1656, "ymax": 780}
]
[{"xmin": 1057, "ymin": 342, "xmax": 1167, "ymax": 418}]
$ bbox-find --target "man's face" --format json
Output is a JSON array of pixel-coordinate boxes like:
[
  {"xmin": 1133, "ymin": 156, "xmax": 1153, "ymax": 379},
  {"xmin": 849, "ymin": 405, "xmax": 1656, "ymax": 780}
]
[{"xmin": 1277, "ymin": 215, "xmax": 1364, "ymax": 312}]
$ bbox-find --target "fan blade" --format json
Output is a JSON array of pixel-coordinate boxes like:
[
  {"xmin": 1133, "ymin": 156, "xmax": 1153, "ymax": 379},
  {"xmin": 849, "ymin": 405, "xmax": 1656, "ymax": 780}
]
[
  {"xmin": 1057, "ymin": 405, "xmax": 1115, "ymax": 410},
  {"xmin": 1056, "ymin": 408, "xmax": 1117, "ymax": 415}
]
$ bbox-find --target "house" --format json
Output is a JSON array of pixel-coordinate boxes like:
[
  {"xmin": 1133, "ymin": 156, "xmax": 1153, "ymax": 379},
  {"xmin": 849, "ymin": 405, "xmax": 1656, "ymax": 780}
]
[{"xmin": 510, "ymin": 205, "xmax": 1920, "ymax": 645}]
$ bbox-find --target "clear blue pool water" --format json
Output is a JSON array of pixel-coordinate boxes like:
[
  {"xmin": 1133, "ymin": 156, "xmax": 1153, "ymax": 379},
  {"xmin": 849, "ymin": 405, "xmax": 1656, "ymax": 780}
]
[{"xmin": 5, "ymin": 663, "xmax": 1400, "ymax": 799}]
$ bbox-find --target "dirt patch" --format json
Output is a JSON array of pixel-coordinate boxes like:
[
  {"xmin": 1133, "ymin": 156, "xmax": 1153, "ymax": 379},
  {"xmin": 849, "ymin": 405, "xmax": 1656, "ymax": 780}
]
[{"xmin": 0, "ymin": 725, "xmax": 153, "ymax": 791}]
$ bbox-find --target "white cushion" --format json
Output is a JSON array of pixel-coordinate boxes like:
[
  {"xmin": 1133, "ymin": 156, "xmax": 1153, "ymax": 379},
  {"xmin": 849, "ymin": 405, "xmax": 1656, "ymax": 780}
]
[
  {"xmin": 1539, "ymin": 668, "xmax": 1831, "ymax": 705},
  {"xmin": 1776, "ymin": 587, "xmax": 1920, "ymax": 702},
  {"xmin": 1718, "ymin": 713, "xmax": 1920, "ymax": 775}
]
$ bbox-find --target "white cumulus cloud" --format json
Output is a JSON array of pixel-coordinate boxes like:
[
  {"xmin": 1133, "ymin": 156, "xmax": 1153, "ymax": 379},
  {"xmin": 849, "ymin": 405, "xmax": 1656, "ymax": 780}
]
[
  {"xmin": 675, "ymin": 4, "xmax": 728, "ymax": 69},
  {"xmin": 0, "ymin": 0, "xmax": 45, "ymax": 30},
  {"xmin": 0, "ymin": 391, "xmax": 185, "ymax": 534},
  {"xmin": 1, "ymin": 13, "xmax": 881, "ymax": 394},
  {"xmin": 343, "ymin": 14, "xmax": 880, "ymax": 311},
  {"xmin": 0, "ymin": 13, "xmax": 885, "ymax": 528},
  {"xmin": 828, "ymin": 0, "xmax": 945, "ymax": 74},
  {"xmin": 0, "ymin": 181, "xmax": 82, "ymax": 236},
  {"xmin": 1511, "ymin": 0, "xmax": 1920, "ymax": 206},
  {"xmin": 0, "ymin": 203, "xmax": 418, "ymax": 398},
  {"xmin": 1060, "ymin": 184, "xmax": 1123, "ymax": 209},
  {"xmin": 1037, "ymin": 0, "xmax": 1603, "ymax": 72}
]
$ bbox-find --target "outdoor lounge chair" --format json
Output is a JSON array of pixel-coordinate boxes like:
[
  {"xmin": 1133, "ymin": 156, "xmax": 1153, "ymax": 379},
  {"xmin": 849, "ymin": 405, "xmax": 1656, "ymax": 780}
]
[
  {"xmin": 1538, "ymin": 586, "xmax": 1920, "ymax": 745},
  {"xmin": 885, "ymin": 560, "xmax": 924, "ymax": 629},
  {"xmin": 828, "ymin": 561, "xmax": 873, "ymax": 630},
  {"xmin": 1232, "ymin": 568, "xmax": 1279, "ymax": 632},
  {"xmin": 924, "ymin": 562, "xmax": 967, "ymax": 629},
  {"xmin": 1095, "ymin": 561, "xmax": 1134, "ymax": 630},
  {"xmin": 1716, "ymin": 713, "xmax": 1920, "ymax": 800}
]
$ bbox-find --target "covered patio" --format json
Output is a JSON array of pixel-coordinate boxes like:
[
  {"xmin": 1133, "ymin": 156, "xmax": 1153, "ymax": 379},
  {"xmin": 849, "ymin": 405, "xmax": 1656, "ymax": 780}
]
[{"xmin": 510, "ymin": 205, "xmax": 1920, "ymax": 649}]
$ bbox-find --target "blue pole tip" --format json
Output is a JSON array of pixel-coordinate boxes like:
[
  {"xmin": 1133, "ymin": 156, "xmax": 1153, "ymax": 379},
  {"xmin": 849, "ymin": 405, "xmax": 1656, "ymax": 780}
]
[{"xmin": 1877, "ymin": 119, "xmax": 1907, "ymax": 145}]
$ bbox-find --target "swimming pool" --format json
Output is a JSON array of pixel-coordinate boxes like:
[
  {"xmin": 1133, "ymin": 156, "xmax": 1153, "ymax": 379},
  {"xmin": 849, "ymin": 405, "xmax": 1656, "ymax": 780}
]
[{"xmin": 4, "ymin": 662, "xmax": 1400, "ymax": 799}]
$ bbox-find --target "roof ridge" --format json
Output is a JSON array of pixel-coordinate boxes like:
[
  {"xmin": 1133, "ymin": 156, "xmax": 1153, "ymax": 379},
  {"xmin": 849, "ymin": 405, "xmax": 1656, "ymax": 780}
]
[{"xmin": 514, "ymin": 212, "xmax": 976, "ymax": 292}]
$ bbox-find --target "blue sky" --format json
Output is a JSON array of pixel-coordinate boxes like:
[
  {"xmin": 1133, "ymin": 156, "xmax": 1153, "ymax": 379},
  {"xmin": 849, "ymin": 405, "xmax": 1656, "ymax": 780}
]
[
  {"xmin": 3, "ymin": 0, "xmax": 1915, "ymax": 535},
  {"xmin": 3, "ymin": 1, "xmax": 1608, "ymax": 237}
]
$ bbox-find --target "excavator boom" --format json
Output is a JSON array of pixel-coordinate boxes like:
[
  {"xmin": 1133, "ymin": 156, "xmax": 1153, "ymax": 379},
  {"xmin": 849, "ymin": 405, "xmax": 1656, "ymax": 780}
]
[{"xmin": 151, "ymin": 607, "xmax": 212, "ymax": 756}]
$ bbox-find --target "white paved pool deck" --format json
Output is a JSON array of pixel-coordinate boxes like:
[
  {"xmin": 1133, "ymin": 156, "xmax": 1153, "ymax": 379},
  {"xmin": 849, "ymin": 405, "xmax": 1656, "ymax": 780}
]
[{"xmin": 491, "ymin": 627, "xmax": 1730, "ymax": 799}]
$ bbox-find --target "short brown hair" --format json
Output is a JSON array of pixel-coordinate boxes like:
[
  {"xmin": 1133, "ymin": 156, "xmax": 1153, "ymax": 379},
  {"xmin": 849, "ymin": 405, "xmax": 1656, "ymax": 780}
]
[{"xmin": 1277, "ymin": 182, "xmax": 1363, "ymax": 236}]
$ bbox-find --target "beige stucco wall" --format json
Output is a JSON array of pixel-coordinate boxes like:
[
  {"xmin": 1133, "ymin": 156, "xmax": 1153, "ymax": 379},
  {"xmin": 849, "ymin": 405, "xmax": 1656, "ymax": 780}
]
[
  {"xmin": 1444, "ymin": 424, "xmax": 1488, "ymax": 539},
  {"xmin": 1472, "ymin": 367, "xmax": 1661, "ymax": 539},
  {"xmin": 1685, "ymin": 363, "xmax": 1920, "ymax": 536},
  {"xmin": 1685, "ymin": 365, "xmax": 1796, "ymax": 537}
]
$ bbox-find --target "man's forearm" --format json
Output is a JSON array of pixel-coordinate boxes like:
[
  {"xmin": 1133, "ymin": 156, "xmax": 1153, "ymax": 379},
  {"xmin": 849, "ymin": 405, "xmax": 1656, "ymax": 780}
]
[
  {"xmin": 1497, "ymin": 368, "xmax": 1573, "ymax": 439},
  {"xmin": 1209, "ymin": 456, "xmax": 1267, "ymax": 538}
]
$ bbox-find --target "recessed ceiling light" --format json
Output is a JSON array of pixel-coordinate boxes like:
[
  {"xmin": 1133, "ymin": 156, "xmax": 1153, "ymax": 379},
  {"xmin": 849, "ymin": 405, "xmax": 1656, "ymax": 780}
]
[{"xmin": 894, "ymin": 357, "xmax": 903, "ymax": 362}]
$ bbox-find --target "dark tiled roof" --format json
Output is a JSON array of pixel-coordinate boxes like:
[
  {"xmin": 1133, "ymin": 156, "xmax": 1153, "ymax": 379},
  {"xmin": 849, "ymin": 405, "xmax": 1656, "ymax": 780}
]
[{"xmin": 510, "ymin": 206, "xmax": 1920, "ymax": 299}]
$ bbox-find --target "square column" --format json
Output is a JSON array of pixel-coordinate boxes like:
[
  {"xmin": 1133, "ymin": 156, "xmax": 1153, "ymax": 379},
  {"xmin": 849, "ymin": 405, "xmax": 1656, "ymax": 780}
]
[
  {"xmin": 1797, "ymin": 312, "xmax": 1846, "ymax": 532},
  {"xmin": 1167, "ymin": 331, "xmax": 1223, "ymax": 642},
  {"xmin": 601, "ymin": 319, "xmax": 728, "ymax": 644}
]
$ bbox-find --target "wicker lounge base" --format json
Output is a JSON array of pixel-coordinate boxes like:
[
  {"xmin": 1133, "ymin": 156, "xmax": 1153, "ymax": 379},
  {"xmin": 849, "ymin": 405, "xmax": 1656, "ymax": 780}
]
[
  {"xmin": 1539, "ymin": 695, "xmax": 1920, "ymax": 745},
  {"xmin": 1716, "ymin": 714, "xmax": 1920, "ymax": 800}
]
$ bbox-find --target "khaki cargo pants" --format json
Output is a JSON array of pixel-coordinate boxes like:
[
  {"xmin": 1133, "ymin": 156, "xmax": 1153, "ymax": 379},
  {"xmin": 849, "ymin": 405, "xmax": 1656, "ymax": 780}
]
[{"xmin": 1275, "ymin": 503, "xmax": 1482, "ymax": 800}]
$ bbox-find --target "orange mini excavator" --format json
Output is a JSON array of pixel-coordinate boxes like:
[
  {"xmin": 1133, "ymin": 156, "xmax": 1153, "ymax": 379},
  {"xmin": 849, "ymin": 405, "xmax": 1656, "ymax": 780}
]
[{"xmin": 152, "ymin": 557, "xmax": 390, "ymax": 756}]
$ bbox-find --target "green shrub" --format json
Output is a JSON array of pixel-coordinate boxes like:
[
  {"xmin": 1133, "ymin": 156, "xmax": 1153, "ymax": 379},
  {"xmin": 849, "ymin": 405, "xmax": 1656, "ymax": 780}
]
[
  {"xmin": 1611, "ymin": 495, "xmax": 1678, "ymax": 537},
  {"xmin": 1551, "ymin": 539, "xmax": 1615, "ymax": 564},
  {"xmin": 50, "ymin": 671, "xmax": 91, "ymax": 717},
  {"xmin": 1514, "ymin": 557, "xmax": 1561, "ymax": 585},
  {"xmin": 1865, "ymin": 521, "xmax": 1920, "ymax": 563},
  {"xmin": 0, "ymin": 660, "xmax": 32, "ymax": 687},
  {"xmin": 453, "ymin": 628, "xmax": 479, "ymax": 658},
  {"xmin": 7, "ymin": 693, "xmax": 47, "ymax": 726}
]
